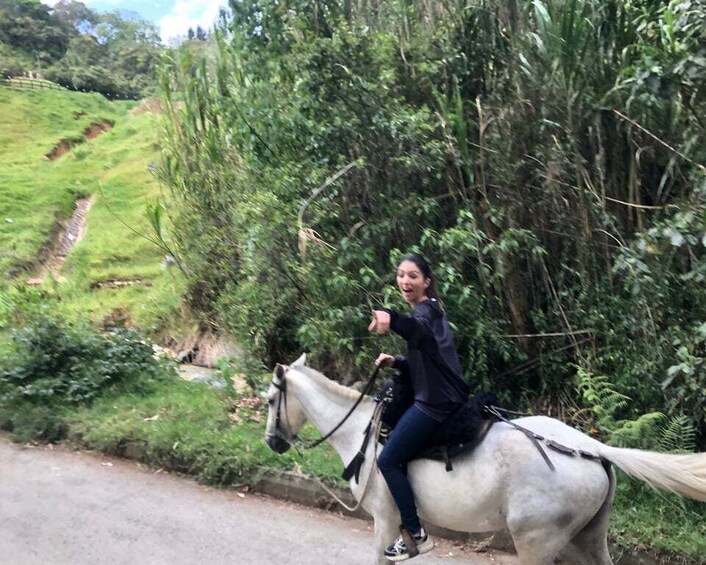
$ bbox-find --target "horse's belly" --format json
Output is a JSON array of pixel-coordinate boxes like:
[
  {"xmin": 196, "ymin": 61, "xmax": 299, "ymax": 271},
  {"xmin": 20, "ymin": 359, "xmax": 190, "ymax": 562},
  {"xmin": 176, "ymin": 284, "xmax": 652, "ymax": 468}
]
[{"xmin": 408, "ymin": 459, "xmax": 507, "ymax": 533}]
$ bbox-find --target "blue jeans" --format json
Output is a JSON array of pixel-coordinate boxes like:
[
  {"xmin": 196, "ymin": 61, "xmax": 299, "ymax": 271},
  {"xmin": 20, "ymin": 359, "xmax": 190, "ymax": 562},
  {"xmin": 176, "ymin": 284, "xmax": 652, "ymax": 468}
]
[{"xmin": 377, "ymin": 404, "xmax": 440, "ymax": 534}]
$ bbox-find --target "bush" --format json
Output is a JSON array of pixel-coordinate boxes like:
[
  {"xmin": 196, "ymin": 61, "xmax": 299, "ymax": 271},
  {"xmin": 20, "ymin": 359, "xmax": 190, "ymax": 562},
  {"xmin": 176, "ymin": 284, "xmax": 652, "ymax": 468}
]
[{"xmin": 0, "ymin": 314, "xmax": 175, "ymax": 441}]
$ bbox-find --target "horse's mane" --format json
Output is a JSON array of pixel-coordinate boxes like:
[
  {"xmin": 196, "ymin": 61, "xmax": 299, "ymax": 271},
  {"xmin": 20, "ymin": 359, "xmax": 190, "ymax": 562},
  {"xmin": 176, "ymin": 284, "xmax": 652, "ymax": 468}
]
[{"xmin": 294, "ymin": 365, "xmax": 367, "ymax": 402}]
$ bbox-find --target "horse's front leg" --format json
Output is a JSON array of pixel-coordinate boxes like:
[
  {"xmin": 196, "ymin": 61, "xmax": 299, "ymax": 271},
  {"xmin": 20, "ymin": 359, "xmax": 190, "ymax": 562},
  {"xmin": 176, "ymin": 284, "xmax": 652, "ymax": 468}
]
[{"xmin": 373, "ymin": 514, "xmax": 399, "ymax": 565}]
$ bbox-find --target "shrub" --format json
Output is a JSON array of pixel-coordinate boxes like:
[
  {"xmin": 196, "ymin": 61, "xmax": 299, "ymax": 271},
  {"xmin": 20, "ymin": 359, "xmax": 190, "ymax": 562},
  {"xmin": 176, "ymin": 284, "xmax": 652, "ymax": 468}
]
[{"xmin": 0, "ymin": 314, "xmax": 175, "ymax": 441}]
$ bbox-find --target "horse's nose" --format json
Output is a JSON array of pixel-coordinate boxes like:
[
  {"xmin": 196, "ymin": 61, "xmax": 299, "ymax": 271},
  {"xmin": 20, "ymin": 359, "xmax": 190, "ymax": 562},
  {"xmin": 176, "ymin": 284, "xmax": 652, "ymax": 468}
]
[{"xmin": 265, "ymin": 435, "xmax": 291, "ymax": 454}]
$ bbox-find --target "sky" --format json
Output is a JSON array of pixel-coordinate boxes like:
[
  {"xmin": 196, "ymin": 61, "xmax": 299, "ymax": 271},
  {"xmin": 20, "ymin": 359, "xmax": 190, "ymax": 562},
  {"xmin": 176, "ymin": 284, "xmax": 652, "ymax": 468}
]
[{"xmin": 41, "ymin": 0, "xmax": 227, "ymax": 44}]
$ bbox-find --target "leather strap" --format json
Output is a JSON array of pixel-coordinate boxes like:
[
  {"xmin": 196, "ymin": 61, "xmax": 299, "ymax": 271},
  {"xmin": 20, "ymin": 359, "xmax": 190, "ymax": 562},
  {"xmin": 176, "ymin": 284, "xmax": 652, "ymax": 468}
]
[{"xmin": 399, "ymin": 526, "xmax": 419, "ymax": 558}]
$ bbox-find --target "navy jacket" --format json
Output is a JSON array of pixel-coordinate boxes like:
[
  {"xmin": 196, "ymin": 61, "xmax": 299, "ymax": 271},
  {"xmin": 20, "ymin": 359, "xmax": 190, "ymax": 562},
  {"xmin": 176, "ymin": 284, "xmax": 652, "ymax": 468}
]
[{"xmin": 377, "ymin": 299, "xmax": 469, "ymax": 421}]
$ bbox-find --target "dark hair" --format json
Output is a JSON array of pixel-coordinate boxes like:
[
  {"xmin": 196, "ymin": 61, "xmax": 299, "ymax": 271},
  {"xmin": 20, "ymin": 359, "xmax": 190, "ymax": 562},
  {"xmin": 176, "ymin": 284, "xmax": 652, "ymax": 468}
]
[{"xmin": 398, "ymin": 254, "xmax": 440, "ymax": 300}]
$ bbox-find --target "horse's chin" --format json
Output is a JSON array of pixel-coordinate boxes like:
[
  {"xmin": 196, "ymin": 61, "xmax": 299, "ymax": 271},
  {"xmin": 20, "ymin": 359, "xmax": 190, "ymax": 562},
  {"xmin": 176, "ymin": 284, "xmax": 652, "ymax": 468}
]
[{"xmin": 266, "ymin": 435, "xmax": 291, "ymax": 454}]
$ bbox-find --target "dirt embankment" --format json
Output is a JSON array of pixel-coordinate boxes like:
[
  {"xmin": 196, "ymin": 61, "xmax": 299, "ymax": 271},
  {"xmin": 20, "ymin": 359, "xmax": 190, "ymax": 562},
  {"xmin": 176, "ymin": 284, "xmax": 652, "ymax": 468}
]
[
  {"xmin": 27, "ymin": 196, "xmax": 94, "ymax": 284},
  {"xmin": 45, "ymin": 119, "xmax": 114, "ymax": 160}
]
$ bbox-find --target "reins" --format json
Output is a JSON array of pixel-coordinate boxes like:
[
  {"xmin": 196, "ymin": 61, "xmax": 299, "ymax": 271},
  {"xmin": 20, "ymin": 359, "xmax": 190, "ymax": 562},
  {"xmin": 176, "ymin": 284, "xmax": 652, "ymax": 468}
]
[
  {"xmin": 293, "ymin": 363, "xmax": 382, "ymax": 450},
  {"xmin": 291, "ymin": 402, "xmax": 385, "ymax": 513},
  {"xmin": 271, "ymin": 363, "xmax": 385, "ymax": 513}
]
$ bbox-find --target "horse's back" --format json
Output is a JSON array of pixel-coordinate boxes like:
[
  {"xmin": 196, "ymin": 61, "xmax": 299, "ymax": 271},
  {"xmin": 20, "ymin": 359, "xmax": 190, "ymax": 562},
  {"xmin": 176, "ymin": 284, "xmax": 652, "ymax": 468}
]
[
  {"xmin": 410, "ymin": 415, "xmax": 612, "ymax": 536},
  {"xmin": 510, "ymin": 415, "xmax": 605, "ymax": 452}
]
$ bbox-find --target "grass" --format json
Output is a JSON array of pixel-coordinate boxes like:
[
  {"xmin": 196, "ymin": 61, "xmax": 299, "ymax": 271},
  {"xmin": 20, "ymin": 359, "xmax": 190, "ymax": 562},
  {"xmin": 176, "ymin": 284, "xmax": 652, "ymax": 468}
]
[
  {"xmin": 610, "ymin": 480, "xmax": 706, "ymax": 562},
  {"xmin": 0, "ymin": 85, "xmax": 184, "ymax": 333},
  {"xmin": 66, "ymin": 378, "xmax": 345, "ymax": 487}
]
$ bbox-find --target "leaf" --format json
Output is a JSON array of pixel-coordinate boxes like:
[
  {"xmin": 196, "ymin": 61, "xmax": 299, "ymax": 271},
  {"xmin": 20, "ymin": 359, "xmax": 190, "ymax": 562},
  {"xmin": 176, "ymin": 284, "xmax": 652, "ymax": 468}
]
[
  {"xmin": 669, "ymin": 230, "xmax": 685, "ymax": 247},
  {"xmin": 661, "ymin": 372, "xmax": 678, "ymax": 388}
]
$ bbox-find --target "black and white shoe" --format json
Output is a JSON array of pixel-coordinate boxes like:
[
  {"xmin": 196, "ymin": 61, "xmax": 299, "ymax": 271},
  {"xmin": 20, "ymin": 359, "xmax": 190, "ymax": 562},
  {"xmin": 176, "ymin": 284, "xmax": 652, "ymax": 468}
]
[{"xmin": 384, "ymin": 528, "xmax": 434, "ymax": 562}]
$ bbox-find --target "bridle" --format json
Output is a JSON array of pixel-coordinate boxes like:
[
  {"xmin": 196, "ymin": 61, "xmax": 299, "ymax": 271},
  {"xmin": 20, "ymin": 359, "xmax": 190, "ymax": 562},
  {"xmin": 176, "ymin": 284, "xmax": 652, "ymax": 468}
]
[
  {"xmin": 269, "ymin": 376, "xmax": 294, "ymax": 443},
  {"xmin": 267, "ymin": 363, "xmax": 384, "ymax": 513},
  {"xmin": 269, "ymin": 363, "xmax": 382, "ymax": 450}
]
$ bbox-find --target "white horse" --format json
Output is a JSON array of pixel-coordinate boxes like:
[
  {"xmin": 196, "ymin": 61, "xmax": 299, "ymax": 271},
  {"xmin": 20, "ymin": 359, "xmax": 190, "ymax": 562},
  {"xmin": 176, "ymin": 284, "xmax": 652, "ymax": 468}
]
[{"xmin": 264, "ymin": 355, "xmax": 706, "ymax": 565}]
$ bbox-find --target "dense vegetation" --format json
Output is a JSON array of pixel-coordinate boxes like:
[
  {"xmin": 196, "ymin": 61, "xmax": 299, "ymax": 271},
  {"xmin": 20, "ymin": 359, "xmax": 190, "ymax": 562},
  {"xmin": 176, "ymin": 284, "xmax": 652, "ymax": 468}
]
[
  {"xmin": 0, "ymin": 3, "xmax": 705, "ymax": 558},
  {"xmin": 0, "ymin": 0, "xmax": 164, "ymax": 99},
  {"xmin": 0, "ymin": 307, "xmax": 173, "ymax": 443},
  {"xmin": 158, "ymin": 0, "xmax": 706, "ymax": 447}
]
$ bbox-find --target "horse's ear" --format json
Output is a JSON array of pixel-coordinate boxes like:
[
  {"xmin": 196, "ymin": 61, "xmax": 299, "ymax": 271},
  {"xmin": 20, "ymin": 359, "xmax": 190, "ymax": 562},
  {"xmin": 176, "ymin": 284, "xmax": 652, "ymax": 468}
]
[
  {"xmin": 274, "ymin": 363, "xmax": 288, "ymax": 380},
  {"xmin": 291, "ymin": 352, "xmax": 307, "ymax": 367}
]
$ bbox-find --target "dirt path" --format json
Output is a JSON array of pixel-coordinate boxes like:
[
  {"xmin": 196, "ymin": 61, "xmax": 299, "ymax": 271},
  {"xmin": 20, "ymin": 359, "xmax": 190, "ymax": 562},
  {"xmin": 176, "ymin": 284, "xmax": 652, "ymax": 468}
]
[
  {"xmin": 0, "ymin": 439, "xmax": 518, "ymax": 565},
  {"xmin": 27, "ymin": 196, "xmax": 93, "ymax": 285}
]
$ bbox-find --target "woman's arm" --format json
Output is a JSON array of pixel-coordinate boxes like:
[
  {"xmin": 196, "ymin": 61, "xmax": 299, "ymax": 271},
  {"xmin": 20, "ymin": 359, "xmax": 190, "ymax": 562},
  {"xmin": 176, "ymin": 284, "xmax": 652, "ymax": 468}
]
[
  {"xmin": 372, "ymin": 307, "xmax": 433, "ymax": 347},
  {"xmin": 392, "ymin": 355, "xmax": 409, "ymax": 373}
]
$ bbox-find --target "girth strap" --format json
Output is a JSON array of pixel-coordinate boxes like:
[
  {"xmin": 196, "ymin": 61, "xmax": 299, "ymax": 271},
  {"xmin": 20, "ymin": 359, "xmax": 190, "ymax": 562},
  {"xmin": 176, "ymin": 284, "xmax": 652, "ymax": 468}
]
[{"xmin": 441, "ymin": 447, "xmax": 452, "ymax": 472}]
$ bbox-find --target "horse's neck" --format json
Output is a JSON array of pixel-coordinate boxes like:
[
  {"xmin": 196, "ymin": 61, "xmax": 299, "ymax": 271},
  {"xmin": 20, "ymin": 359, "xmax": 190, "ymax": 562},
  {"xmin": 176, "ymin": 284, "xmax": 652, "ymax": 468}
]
[{"xmin": 288, "ymin": 369, "xmax": 374, "ymax": 464}]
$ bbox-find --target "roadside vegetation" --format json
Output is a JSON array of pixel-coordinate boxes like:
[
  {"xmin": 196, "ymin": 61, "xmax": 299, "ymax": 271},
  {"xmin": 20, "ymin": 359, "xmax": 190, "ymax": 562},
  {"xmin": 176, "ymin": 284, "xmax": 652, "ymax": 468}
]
[
  {"xmin": 1, "ymin": 0, "xmax": 705, "ymax": 562},
  {"xmin": 157, "ymin": 0, "xmax": 706, "ymax": 453}
]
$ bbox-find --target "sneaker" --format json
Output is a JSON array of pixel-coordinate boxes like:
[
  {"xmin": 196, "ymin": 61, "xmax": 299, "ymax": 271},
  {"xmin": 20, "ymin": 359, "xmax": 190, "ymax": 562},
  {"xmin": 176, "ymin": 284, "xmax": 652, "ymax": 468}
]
[{"xmin": 384, "ymin": 527, "xmax": 434, "ymax": 562}]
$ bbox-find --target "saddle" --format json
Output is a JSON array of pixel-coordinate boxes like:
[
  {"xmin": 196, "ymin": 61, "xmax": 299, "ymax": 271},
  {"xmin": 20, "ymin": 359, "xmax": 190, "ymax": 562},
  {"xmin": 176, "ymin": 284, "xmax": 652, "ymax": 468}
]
[{"xmin": 375, "ymin": 375, "xmax": 498, "ymax": 471}]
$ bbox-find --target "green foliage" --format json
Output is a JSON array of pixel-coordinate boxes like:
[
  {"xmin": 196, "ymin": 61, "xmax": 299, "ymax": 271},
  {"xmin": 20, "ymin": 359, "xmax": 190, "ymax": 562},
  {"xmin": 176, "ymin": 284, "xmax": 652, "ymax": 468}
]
[
  {"xmin": 66, "ymin": 379, "xmax": 344, "ymax": 486},
  {"xmin": 578, "ymin": 368, "xmax": 631, "ymax": 428},
  {"xmin": 0, "ymin": 0, "xmax": 162, "ymax": 98},
  {"xmin": 0, "ymin": 403, "xmax": 67, "ymax": 443},
  {"xmin": 577, "ymin": 367, "xmax": 698, "ymax": 452},
  {"xmin": 0, "ymin": 0, "xmax": 69, "ymax": 63},
  {"xmin": 157, "ymin": 0, "xmax": 706, "ymax": 445},
  {"xmin": 0, "ymin": 315, "xmax": 171, "ymax": 405},
  {"xmin": 611, "ymin": 478, "xmax": 706, "ymax": 559},
  {"xmin": 0, "ymin": 313, "xmax": 174, "ymax": 441},
  {"xmin": 658, "ymin": 414, "xmax": 697, "ymax": 454}
]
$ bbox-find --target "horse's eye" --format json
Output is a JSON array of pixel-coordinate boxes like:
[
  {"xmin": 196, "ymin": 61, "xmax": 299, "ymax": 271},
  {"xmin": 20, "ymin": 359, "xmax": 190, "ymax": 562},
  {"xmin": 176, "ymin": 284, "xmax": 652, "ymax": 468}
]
[{"xmin": 267, "ymin": 398, "xmax": 275, "ymax": 406}]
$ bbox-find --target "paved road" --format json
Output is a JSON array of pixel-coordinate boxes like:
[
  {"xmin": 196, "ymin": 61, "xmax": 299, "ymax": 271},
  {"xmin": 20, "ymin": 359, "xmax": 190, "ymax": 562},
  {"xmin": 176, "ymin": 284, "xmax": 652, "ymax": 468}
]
[{"xmin": 0, "ymin": 440, "xmax": 517, "ymax": 565}]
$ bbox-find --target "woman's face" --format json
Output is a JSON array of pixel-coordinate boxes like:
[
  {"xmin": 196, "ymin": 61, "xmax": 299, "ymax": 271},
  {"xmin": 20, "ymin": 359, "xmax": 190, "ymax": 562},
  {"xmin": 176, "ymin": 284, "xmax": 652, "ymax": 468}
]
[{"xmin": 396, "ymin": 260, "xmax": 430, "ymax": 307}]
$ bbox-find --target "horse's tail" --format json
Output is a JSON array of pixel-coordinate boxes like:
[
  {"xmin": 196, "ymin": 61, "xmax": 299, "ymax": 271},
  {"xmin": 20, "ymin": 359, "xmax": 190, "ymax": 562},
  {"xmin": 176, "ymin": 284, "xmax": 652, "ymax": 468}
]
[{"xmin": 596, "ymin": 444, "xmax": 706, "ymax": 501}]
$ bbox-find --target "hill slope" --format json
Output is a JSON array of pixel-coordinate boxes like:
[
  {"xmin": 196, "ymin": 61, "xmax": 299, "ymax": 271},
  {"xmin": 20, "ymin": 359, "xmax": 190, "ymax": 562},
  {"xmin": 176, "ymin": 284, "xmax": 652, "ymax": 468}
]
[{"xmin": 0, "ymin": 86, "xmax": 182, "ymax": 331}]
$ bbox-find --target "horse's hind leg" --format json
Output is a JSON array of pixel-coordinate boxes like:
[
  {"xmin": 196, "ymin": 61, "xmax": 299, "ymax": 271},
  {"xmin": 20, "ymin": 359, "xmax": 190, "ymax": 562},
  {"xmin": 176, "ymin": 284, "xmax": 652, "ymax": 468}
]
[
  {"xmin": 560, "ymin": 467, "xmax": 616, "ymax": 565},
  {"xmin": 508, "ymin": 514, "xmax": 569, "ymax": 565},
  {"xmin": 511, "ymin": 531, "xmax": 567, "ymax": 565}
]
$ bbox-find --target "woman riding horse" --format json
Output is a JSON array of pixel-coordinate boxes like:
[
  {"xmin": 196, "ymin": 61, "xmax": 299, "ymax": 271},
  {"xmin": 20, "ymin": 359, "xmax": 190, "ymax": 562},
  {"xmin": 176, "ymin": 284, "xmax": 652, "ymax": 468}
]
[{"xmin": 369, "ymin": 254, "xmax": 470, "ymax": 561}]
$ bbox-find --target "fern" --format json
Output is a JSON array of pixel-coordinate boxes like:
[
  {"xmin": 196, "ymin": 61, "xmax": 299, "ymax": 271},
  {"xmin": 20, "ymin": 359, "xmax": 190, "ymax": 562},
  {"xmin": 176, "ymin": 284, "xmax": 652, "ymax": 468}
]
[
  {"xmin": 658, "ymin": 415, "xmax": 697, "ymax": 454},
  {"xmin": 610, "ymin": 412, "xmax": 666, "ymax": 449},
  {"xmin": 575, "ymin": 367, "xmax": 691, "ymax": 451},
  {"xmin": 577, "ymin": 367, "xmax": 629, "ymax": 426}
]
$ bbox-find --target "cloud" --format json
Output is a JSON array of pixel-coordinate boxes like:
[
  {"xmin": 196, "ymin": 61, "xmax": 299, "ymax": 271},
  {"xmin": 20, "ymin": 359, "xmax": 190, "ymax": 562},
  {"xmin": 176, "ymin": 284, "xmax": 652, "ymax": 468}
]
[{"xmin": 159, "ymin": 0, "xmax": 225, "ymax": 43}]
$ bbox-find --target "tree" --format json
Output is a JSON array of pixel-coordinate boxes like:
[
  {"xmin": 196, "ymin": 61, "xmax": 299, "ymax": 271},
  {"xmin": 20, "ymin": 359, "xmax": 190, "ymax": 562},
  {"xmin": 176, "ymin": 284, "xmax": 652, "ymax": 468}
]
[
  {"xmin": 159, "ymin": 0, "xmax": 706, "ymax": 445},
  {"xmin": 51, "ymin": 0, "xmax": 97, "ymax": 35},
  {"xmin": 0, "ymin": 0, "xmax": 70, "ymax": 63}
]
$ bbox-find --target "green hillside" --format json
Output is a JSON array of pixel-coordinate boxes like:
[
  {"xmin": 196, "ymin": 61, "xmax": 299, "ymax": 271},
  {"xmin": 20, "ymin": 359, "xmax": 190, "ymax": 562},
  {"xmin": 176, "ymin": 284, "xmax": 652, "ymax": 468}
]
[{"xmin": 0, "ymin": 86, "xmax": 183, "ymax": 332}]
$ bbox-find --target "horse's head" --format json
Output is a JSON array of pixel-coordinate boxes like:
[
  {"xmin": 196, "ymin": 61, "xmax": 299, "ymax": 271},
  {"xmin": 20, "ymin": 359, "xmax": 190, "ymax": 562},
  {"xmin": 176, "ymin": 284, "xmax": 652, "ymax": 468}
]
[{"xmin": 264, "ymin": 354, "xmax": 309, "ymax": 454}]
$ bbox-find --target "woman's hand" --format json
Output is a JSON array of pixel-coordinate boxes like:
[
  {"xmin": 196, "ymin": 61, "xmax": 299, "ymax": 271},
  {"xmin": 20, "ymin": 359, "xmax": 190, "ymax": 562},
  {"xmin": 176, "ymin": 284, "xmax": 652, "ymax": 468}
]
[
  {"xmin": 375, "ymin": 353, "xmax": 395, "ymax": 369},
  {"xmin": 368, "ymin": 309, "xmax": 391, "ymax": 334}
]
